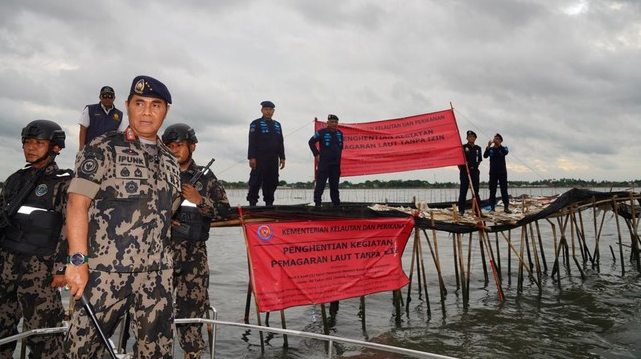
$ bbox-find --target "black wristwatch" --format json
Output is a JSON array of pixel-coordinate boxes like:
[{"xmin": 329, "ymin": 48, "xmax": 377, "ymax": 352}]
[
  {"xmin": 67, "ymin": 252, "xmax": 89, "ymax": 266},
  {"xmin": 197, "ymin": 198, "xmax": 207, "ymax": 208}
]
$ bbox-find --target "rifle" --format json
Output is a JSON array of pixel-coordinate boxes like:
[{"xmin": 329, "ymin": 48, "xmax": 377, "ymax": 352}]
[
  {"xmin": 189, "ymin": 158, "xmax": 215, "ymax": 186},
  {"xmin": 173, "ymin": 158, "xmax": 216, "ymax": 237},
  {"xmin": 0, "ymin": 155, "xmax": 57, "ymax": 230}
]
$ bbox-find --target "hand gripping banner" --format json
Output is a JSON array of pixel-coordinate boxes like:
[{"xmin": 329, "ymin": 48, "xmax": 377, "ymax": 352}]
[
  {"xmin": 314, "ymin": 109, "xmax": 465, "ymax": 177},
  {"xmin": 244, "ymin": 217, "xmax": 414, "ymax": 312}
]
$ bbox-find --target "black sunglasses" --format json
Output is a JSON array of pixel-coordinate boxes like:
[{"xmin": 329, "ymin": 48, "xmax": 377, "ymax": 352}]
[{"xmin": 101, "ymin": 94, "xmax": 114, "ymax": 99}]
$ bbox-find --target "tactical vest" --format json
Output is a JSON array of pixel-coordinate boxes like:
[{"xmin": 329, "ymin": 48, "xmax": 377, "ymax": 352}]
[
  {"xmin": 171, "ymin": 169, "xmax": 212, "ymax": 241},
  {"xmin": 1, "ymin": 168, "xmax": 70, "ymax": 256},
  {"xmin": 85, "ymin": 103, "xmax": 123, "ymax": 145}
]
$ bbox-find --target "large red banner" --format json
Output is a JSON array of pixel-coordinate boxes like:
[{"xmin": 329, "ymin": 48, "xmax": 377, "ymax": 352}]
[
  {"xmin": 244, "ymin": 217, "xmax": 414, "ymax": 312},
  {"xmin": 314, "ymin": 109, "xmax": 464, "ymax": 177}
]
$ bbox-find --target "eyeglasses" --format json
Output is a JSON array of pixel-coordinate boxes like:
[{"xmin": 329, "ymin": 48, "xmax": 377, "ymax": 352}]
[{"xmin": 101, "ymin": 94, "xmax": 114, "ymax": 99}]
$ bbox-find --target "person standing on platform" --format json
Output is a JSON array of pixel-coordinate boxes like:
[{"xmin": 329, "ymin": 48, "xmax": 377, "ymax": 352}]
[
  {"xmin": 162, "ymin": 123, "xmax": 231, "ymax": 359},
  {"xmin": 309, "ymin": 114, "xmax": 344, "ymax": 207},
  {"xmin": 64, "ymin": 75, "xmax": 181, "ymax": 358},
  {"xmin": 457, "ymin": 130, "xmax": 482, "ymax": 215},
  {"xmin": 0, "ymin": 120, "xmax": 71, "ymax": 359},
  {"xmin": 247, "ymin": 100, "xmax": 285, "ymax": 206},
  {"xmin": 484, "ymin": 133, "xmax": 511, "ymax": 212},
  {"xmin": 78, "ymin": 85, "xmax": 124, "ymax": 149}
]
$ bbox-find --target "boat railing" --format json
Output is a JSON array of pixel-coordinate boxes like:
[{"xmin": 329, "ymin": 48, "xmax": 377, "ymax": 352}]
[{"xmin": 1, "ymin": 309, "xmax": 454, "ymax": 359}]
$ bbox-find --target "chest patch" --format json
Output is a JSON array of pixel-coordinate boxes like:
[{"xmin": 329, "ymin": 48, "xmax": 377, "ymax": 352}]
[{"xmin": 34, "ymin": 184, "xmax": 48, "ymax": 197}]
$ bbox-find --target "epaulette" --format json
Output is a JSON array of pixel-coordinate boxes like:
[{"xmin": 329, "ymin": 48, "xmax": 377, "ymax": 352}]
[{"xmin": 124, "ymin": 127, "xmax": 137, "ymax": 141}]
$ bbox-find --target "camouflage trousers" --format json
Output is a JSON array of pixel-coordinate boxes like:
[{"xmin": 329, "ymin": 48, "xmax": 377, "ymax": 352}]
[
  {"xmin": 64, "ymin": 269, "xmax": 174, "ymax": 359},
  {"xmin": 173, "ymin": 240, "xmax": 210, "ymax": 354},
  {"xmin": 0, "ymin": 249, "xmax": 64, "ymax": 359}
]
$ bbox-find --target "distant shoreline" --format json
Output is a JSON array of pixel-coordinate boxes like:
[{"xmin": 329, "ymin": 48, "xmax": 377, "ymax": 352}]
[{"xmin": 220, "ymin": 179, "xmax": 641, "ymax": 190}]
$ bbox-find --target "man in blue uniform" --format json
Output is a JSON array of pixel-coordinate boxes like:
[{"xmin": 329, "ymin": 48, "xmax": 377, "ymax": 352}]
[
  {"xmin": 457, "ymin": 130, "xmax": 482, "ymax": 215},
  {"xmin": 78, "ymin": 85, "xmax": 124, "ymax": 149},
  {"xmin": 247, "ymin": 100, "xmax": 285, "ymax": 206},
  {"xmin": 484, "ymin": 133, "xmax": 511, "ymax": 212},
  {"xmin": 0, "ymin": 120, "xmax": 71, "ymax": 359},
  {"xmin": 309, "ymin": 114, "xmax": 344, "ymax": 207},
  {"xmin": 162, "ymin": 123, "xmax": 231, "ymax": 359}
]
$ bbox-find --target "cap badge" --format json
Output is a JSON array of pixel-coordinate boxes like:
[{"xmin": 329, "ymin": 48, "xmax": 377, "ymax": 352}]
[{"xmin": 134, "ymin": 79, "xmax": 146, "ymax": 95}]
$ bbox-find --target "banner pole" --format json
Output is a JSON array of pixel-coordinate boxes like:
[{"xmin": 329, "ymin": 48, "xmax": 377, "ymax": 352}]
[{"xmin": 238, "ymin": 206, "xmax": 265, "ymax": 354}]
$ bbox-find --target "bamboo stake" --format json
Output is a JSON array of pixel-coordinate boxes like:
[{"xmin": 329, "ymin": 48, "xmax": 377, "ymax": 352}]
[
  {"xmin": 405, "ymin": 228, "xmax": 419, "ymax": 309},
  {"xmin": 629, "ymin": 192, "xmax": 640, "ymax": 271},
  {"xmin": 499, "ymin": 230, "xmax": 540, "ymax": 288},
  {"xmin": 546, "ymin": 219, "xmax": 561, "ymax": 284},
  {"xmin": 593, "ymin": 203, "xmax": 608, "ymax": 270},
  {"xmin": 280, "ymin": 310, "xmax": 288, "ymax": 348},
  {"xmin": 518, "ymin": 226, "xmax": 526, "ymax": 293},
  {"xmin": 430, "ymin": 211, "xmax": 447, "ymax": 297},
  {"xmin": 422, "ymin": 229, "xmax": 447, "ymax": 301},
  {"xmin": 529, "ymin": 223, "xmax": 542, "ymax": 285},
  {"xmin": 577, "ymin": 209, "xmax": 593, "ymax": 265},
  {"xmin": 478, "ymin": 231, "xmax": 489, "ymax": 286},
  {"xmin": 535, "ymin": 221, "xmax": 548, "ymax": 273},
  {"xmin": 612, "ymin": 196, "xmax": 625, "ymax": 276},
  {"xmin": 456, "ymin": 233, "xmax": 467, "ymax": 308},
  {"xmin": 453, "ymin": 234, "xmax": 460, "ymax": 290},
  {"xmin": 480, "ymin": 228, "xmax": 505, "ymax": 301},
  {"xmin": 359, "ymin": 296, "xmax": 366, "ymax": 331},
  {"xmin": 494, "ymin": 231, "xmax": 502, "ymax": 281},
  {"xmin": 507, "ymin": 230, "xmax": 512, "ymax": 285},
  {"xmin": 416, "ymin": 228, "xmax": 431, "ymax": 316},
  {"xmin": 466, "ymin": 233, "xmax": 473, "ymax": 302}
]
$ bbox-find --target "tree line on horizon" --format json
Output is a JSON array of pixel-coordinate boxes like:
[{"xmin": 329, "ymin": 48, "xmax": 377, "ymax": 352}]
[
  {"xmin": 2, "ymin": 178, "xmax": 637, "ymax": 190},
  {"xmin": 219, "ymin": 178, "xmax": 641, "ymax": 190}
]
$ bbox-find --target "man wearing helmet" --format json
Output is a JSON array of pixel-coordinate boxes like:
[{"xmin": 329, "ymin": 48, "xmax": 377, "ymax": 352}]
[
  {"xmin": 162, "ymin": 123, "xmax": 231, "ymax": 359},
  {"xmin": 0, "ymin": 119, "xmax": 72, "ymax": 359}
]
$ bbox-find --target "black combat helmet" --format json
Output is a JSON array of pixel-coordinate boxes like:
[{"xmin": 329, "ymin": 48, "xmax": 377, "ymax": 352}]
[
  {"xmin": 21, "ymin": 119, "xmax": 66, "ymax": 149},
  {"xmin": 162, "ymin": 123, "xmax": 198, "ymax": 144}
]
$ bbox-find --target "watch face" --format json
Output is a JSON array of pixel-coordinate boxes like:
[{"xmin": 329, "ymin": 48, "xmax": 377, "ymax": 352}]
[{"xmin": 71, "ymin": 253, "xmax": 86, "ymax": 266}]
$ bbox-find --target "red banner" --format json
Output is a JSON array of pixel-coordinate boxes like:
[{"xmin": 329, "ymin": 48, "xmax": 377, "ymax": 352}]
[
  {"xmin": 244, "ymin": 217, "xmax": 414, "ymax": 312},
  {"xmin": 314, "ymin": 109, "xmax": 464, "ymax": 177}
]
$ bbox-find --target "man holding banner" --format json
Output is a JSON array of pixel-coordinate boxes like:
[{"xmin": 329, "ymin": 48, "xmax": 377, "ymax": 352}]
[{"xmin": 309, "ymin": 114, "xmax": 344, "ymax": 207}]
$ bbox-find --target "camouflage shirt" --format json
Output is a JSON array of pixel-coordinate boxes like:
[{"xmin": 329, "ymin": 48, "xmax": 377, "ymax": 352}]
[{"xmin": 68, "ymin": 130, "xmax": 181, "ymax": 272}]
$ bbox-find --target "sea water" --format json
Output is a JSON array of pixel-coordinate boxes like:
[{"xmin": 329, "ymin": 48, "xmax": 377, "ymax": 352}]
[{"xmin": 207, "ymin": 187, "xmax": 641, "ymax": 359}]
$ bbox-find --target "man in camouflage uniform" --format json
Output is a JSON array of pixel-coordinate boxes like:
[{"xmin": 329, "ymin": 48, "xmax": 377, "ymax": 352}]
[
  {"xmin": 162, "ymin": 123, "xmax": 231, "ymax": 359},
  {"xmin": 0, "ymin": 120, "xmax": 71, "ymax": 359},
  {"xmin": 64, "ymin": 75, "xmax": 181, "ymax": 358}
]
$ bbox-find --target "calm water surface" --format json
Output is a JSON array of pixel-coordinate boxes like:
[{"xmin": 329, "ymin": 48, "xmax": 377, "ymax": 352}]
[{"xmin": 207, "ymin": 188, "xmax": 640, "ymax": 359}]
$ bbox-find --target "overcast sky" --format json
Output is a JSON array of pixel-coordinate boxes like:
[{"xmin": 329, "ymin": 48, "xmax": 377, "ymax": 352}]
[{"xmin": 1, "ymin": 0, "xmax": 639, "ymax": 185}]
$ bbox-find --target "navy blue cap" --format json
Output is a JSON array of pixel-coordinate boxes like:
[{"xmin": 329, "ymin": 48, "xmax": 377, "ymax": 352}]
[
  {"xmin": 260, "ymin": 100, "xmax": 275, "ymax": 108},
  {"xmin": 494, "ymin": 133, "xmax": 503, "ymax": 141},
  {"xmin": 129, "ymin": 75, "xmax": 172, "ymax": 104},
  {"xmin": 100, "ymin": 86, "xmax": 115, "ymax": 94},
  {"xmin": 327, "ymin": 114, "xmax": 339, "ymax": 121},
  {"xmin": 466, "ymin": 130, "xmax": 477, "ymax": 138}
]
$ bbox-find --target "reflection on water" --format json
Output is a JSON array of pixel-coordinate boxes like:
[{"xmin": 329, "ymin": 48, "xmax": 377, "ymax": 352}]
[{"xmin": 208, "ymin": 188, "xmax": 641, "ymax": 358}]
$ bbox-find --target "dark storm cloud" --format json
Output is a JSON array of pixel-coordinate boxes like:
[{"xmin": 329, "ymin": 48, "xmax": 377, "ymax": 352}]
[{"xmin": 0, "ymin": 0, "xmax": 639, "ymax": 183}]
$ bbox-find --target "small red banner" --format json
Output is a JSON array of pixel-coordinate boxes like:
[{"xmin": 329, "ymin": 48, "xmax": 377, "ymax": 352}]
[
  {"xmin": 315, "ymin": 109, "xmax": 464, "ymax": 177},
  {"xmin": 244, "ymin": 217, "xmax": 414, "ymax": 312}
]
